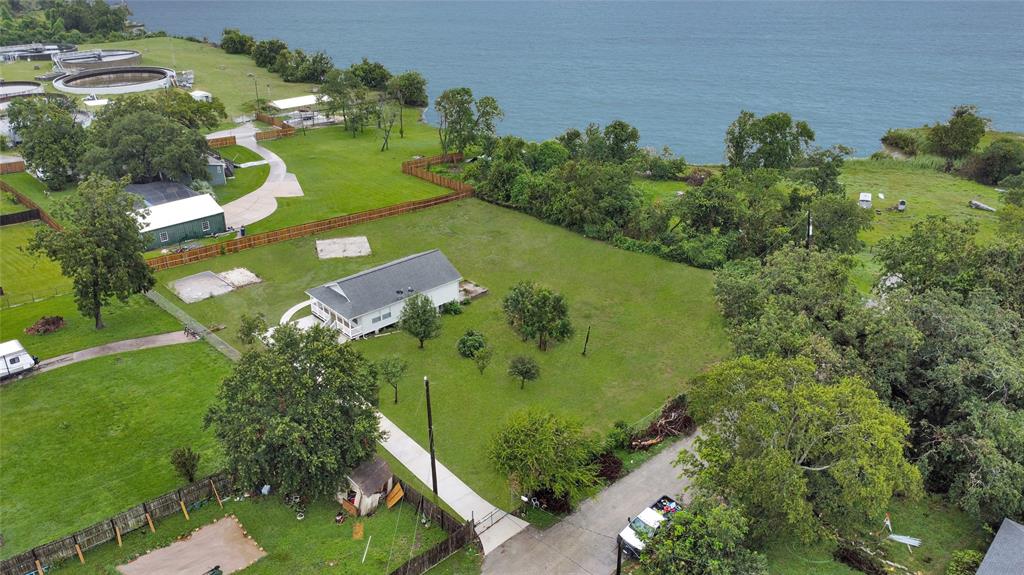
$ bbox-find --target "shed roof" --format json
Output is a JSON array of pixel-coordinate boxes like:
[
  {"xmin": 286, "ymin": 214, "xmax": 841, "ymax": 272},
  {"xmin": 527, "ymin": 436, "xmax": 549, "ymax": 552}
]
[
  {"xmin": 139, "ymin": 194, "xmax": 223, "ymax": 233},
  {"xmin": 306, "ymin": 250, "xmax": 461, "ymax": 319},
  {"xmin": 269, "ymin": 94, "xmax": 327, "ymax": 110},
  {"xmin": 347, "ymin": 456, "xmax": 391, "ymax": 494},
  {"xmin": 126, "ymin": 181, "xmax": 198, "ymax": 207},
  {"xmin": 977, "ymin": 518, "xmax": 1024, "ymax": 575}
]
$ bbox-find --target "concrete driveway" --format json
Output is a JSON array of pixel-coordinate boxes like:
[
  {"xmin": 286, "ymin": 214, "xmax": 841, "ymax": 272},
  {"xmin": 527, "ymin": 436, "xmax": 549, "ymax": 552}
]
[{"xmin": 481, "ymin": 434, "xmax": 696, "ymax": 575}]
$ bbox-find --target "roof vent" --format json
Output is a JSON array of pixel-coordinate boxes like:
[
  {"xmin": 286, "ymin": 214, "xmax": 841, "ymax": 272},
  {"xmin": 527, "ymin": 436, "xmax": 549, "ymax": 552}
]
[
  {"xmin": 408, "ymin": 286, "xmax": 414, "ymax": 292},
  {"xmin": 395, "ymin": 289, "xmax": 403, "ymax": 295}
]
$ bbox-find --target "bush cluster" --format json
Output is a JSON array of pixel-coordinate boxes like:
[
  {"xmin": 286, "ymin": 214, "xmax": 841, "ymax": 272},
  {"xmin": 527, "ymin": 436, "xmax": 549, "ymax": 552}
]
[{"xmin": 456, "ymin": 330, "xmax": 486, "ymax": 358}]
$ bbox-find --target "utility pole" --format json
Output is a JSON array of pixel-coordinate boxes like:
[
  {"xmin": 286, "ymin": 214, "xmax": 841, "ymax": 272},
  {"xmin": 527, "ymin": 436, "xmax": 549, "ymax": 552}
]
[
  {"xmin": 616, "ymin": 535, "xmax": 623, "ymax": 575},
  {"xmin": 805, "ymin": 209, "xmax": 814, "ymax": 249},
  {"xmin": 424, "ymin": 376, "xmax": 438, "ymax": 495}
]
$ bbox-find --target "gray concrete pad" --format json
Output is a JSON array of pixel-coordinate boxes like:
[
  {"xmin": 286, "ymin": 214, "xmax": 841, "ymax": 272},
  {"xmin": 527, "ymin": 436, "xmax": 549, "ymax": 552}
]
[
  {"xmin": 316, "ymin": 236, "xmax": 372, "ymax": 259},
  {"xmin": 118, "ymin": 516, "xmax": 265, "ymax": 575},
  {"xmin": 171, "ymin": 271, "xmax": 234, "ymax": 303}
]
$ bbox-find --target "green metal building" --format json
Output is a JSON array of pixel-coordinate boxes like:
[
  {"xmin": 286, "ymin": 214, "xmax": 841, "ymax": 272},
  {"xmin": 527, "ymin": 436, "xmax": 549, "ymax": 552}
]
[{"xmin": 139, "ymin": 194, "xmax": 226, "ymax": 249}]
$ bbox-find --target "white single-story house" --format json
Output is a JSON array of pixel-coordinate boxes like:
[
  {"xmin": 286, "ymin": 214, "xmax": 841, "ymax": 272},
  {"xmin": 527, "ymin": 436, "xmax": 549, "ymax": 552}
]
[
  {"xmin": 977, "ymin": 518, "xmax": 1024, "ymax": 575},
  {"xmin": 306, "ymin": 249, "xmax": 462, "ymax": 340},
  {"xmin": 338, "ymin": 456, "xmax": 393, "ymax": 517}
]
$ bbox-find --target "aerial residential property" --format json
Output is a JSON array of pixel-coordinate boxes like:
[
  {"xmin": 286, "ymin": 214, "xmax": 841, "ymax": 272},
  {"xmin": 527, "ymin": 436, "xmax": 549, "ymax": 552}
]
[{"xmin": 0, "ymin": 2, "xmax": 1020, "ymax": 575}]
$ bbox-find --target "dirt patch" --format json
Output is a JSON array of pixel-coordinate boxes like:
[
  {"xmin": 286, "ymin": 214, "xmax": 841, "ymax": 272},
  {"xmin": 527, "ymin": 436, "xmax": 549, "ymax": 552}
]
[
  {"xmin": 117, "ymin": 516, "xmax": 265, "ymax": 575},
  {"xmin": 219, "ymin": 267, "xmax": 261, "ymax": 288},
  {"xmin": 316, "ymin": 236, "xmax": 371, "ymax": 259}
]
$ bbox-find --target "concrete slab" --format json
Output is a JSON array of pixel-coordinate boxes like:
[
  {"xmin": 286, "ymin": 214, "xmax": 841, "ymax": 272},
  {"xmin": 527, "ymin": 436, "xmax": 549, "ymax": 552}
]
[
  {"xmin": 171, "ymin": 271, "xmax": 234, "ymax": 303},
  {"xmin": 117, "ymin": 516, "xmax": 265, "ymax": 575},
  {"xmin": 316, "ymin": 236, "xmax": 372, "ymax": 259},
  {"xmin": 219, "ymin": 267, "xmax": 261, "ymax": 288}
]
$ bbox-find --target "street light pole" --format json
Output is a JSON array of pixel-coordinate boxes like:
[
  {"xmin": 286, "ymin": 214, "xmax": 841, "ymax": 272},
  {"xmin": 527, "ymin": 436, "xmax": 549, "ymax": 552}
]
[{"xmin": 424, "ymin": 376, "xmax": 439, "ymax": 495}]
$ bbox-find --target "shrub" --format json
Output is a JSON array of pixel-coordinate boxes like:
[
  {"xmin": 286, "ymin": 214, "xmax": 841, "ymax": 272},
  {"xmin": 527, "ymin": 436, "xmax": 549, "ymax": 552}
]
[
  {"xmin": 683, "ymin": 167, "xmax": 713, "ymax": 186},
  {"xmin": 1000, "ymin": 174, "xmax": 1024, "ymax": 189},
  {"xmin": 473, "ymin": 346, "xmax": 494, "ymax": 374},
  {"xmin": 170, "ymin": 446, "xmax": 201, "ymax": 483},
  {"xmin": 457, "ymin": 330, "xmax": 487, "ymax": 358},
  {"xmin": 507, "ymin": 356, "xmax": 540, "ymax": 389},
  {"xmin": 880, "ymin": 129, "xmax": 922, "ymax": 156},
  {"xmin": 945, "ymin": 550, "xmax": 983, "ymax": 575},
  {"xmin": 606, "ymin": 420, "xmax": 633, "ymax": 450},
  {"xmin": 595, "ymin": 450, "xmax": 624, "ymax": 482},
  {"xmin": 25, "ymin": 316, "xmax": 65, "ymax": 335},
  {"xmin": 440, "ymin": 301, "xmax": 464, "ymax": 315},
  {"xmin": 960, "ymin": 139, "xmax": 1024, "ymax": 184}
]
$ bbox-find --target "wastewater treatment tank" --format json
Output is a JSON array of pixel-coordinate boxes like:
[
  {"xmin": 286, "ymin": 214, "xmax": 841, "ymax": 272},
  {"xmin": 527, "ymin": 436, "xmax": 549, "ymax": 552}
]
[
  {"xmin": 52, "ymin": 49, "xmax": 142, "ymax": 72},
  {"xmin": 0, "ymin": 81, "xmax": 44, "ymax": 101},
  {"xmin": 52, "ymin": 66, "xmax": 176, "ymax": 95}
]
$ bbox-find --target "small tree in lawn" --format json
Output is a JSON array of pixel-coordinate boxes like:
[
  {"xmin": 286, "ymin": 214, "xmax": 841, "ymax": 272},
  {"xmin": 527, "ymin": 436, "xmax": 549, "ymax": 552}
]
[
  {"xmin": 473, "ymin": 347, "xmax": 494, "ymax": 374},
  {"xmin": 170, "ymin": 447, "xmax": 201, "ymax": 483},
  {"xmin": 489, "ymin": 408, "xmax": 598, "ymax": 508},
  {"xmin": 376, "ymin": 355, "xmax": 408, "ymax": 404},
  {"xmin": 929, "ymin": 104, "xmax": 987, "ymax": 172},
  {"xmin": 502, "ymin": 281, "xmax": 574, "ymax": 351},
  {"xmin": 238, "ymin": 312, "xmax": 267, "ymax": 346},
  {"xmin": 508, "ymin": 356, "xmax": 540, "ymax": 390},
  {"xmin": 205, "ymin": 324, "xmax": 381, "ymax": 500},
  {"xmin": 28, "ymin": 175, "xmax": 155, "ymax": 329},
  {"xmin": 400, "ymin": 294, "xmax": 441, "ymax": 349}
]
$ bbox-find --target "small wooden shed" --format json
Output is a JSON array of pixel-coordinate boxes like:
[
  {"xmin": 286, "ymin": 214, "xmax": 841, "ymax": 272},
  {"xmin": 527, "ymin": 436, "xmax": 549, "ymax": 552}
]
[{"xmin": 339, "ymin": 456, "xmax": 393, "ymax": 516}]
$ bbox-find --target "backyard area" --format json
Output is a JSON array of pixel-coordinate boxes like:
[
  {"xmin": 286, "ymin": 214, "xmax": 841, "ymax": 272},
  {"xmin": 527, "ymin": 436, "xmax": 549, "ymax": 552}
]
[
  {"xmin": 0, "ymin": 221, "xmax": 70, "ymax": 299},
  {"xmin": 251, "ymin": 107, "xmax": 450, "ymax": 232},
  {"xmin": 0, "ymin": 343, "xmax": 234, "ymax": 558},
  {"xmin": 52, "ymin": 497, "xmax": 449, "ymax": 575},
  {"xmin": 151, "ymin": 198, "xmax": 731, "ymax": 508}
]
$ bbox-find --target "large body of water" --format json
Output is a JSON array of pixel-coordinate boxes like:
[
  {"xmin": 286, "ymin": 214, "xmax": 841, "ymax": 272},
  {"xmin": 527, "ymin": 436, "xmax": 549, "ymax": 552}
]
[{"xmin": 131, "ymin": 1, "xmax": 1023, "ymax": 163}]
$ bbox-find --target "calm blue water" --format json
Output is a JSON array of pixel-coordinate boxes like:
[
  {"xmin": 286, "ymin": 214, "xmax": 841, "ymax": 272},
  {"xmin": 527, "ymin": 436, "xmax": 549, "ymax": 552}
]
[{"xmin": 129, "ymin": 1, "xmax": 1024, "ymax": 163}]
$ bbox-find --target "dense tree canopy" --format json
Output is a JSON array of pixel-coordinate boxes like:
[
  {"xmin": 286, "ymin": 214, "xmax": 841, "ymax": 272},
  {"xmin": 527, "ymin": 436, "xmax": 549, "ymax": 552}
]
[
  {"xmin": 928, "ymin": 105, "xmax": 987, "ymax": 171},
  {"xmin": 251, "ymin": 38, "xmax": 289, "ymax": 68},
  {"xmin": 725, "ymin": 111, "xmax": 815, "ymax": 171},
  {"xmin": 81, "ymin": 110, "xmax": 208, "ymax": 183},
  {"xmin": 434, "ymin": 87, "xmax": 503, "ymax": 155},
  {"xmin": 348, "ymin": 57, "xmax": 391, "ymax": 90},
  {"xmin": 1, "ymin": 0, "xmax": 130, "ymax": 44},
  {"xmin": 489, "ymin": 409, "xmax": 598, "ymax": 506},
  {"xmin": 206, "ymin": 324, "xmax": 382, "ymax": 499},
  {"xmin": 501, "ymin": 281, "xmax": 573, "ymax": 350},
  {"xmin": 387, "ymin": 71, "xmax": 429, "ymax": 107},
  {"xmin": 679, "ymin": 356, "xmax": 921, "ymax": 542},
  {"xmin": 220, "ymin": 28, "xmax": 255, "ymax": 54},
  {"xmin": 28, "ymin": 175, "xmax": 155, "ymax": 329},
  {"xmin": 94, "ymin": 91, "xmax": 227, "ymax": 131},
  {"xmin": 638, "ymin": 495, "xmax": 767, "ymax": 575},
  {"xmin": 7, "ymin": 97, "xmax": 85, "ymax": 191},
  {"xmin": 319, "ymin": 68, "xmax": 374, "ymax": 137}
]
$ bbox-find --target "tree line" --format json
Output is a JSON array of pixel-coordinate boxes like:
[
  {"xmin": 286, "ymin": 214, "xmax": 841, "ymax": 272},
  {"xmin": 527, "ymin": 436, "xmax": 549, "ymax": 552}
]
[{"xmin": 0, "ymin": 0, "xmax": 134, "ymax": 45}]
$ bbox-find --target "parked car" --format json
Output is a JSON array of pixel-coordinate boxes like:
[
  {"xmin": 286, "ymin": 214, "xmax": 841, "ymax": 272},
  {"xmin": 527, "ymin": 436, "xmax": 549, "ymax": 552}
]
[
  {"xmin": 1, "ymin": 340, "xmax": 36, "ymax": 379},
  {"xmin": 619, "ymin": 495, "xmax": 682, "ymax": 557}
]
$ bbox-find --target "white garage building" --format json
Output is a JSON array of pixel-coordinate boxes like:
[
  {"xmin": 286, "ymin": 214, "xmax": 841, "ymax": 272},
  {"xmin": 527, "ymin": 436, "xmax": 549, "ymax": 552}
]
[{"xmin": 306, "ymin": 249, "xmax": 461, "ymax": 340}]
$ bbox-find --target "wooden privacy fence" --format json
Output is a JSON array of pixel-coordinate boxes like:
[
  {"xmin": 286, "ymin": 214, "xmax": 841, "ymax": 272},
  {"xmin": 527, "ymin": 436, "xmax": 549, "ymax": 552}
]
[
  {"xmin": 389, "ymin": 478, "xmax": 480, "ymax": 575},
  {"xmin": 0, "ymin": 160, "xmax": 26, "ymax": 174},
  {"xmin": 147, "ymin": 189, "xmax": 472, "ymax": 271},
  {"xmin": 401, "ymin": 153, "xmax": 475, "ymax": 195},
  {"xmin": 0, "ymin": 208, "xmax": 39, "ymax": 226},
  {"xmin": 205, "ymin": 135, "xmax": 237, "ymax": 148},
  {"xmin": 254, "ymin": 112, "xmax": 296, "ymax": 141},
  {"xmin": 0, "ymin": 472, "xmax": 232, "ymax": 575},
  {"xmin": 0, "ymin": 180, "xmax": 61, "ymax": 230}
]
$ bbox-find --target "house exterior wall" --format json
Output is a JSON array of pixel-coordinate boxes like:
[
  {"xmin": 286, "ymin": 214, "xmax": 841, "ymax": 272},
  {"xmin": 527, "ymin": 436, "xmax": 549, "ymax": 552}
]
[
  {"xmin": 311, "ymin": 279, "xmax": 461, "ymax": 339},
  {"xmin": 206, "ymin": 164, "xmax": 226, "ymax": 186},
  {"xmin": 145, "ymin": 212, "xmax": 227, "ymax": 249}
]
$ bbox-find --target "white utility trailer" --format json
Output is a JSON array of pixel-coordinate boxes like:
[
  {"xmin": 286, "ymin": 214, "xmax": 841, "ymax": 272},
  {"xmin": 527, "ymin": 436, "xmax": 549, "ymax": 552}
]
[{"xmin": 1, "ymin": 340, "xmax": 36, "ymax": 379}]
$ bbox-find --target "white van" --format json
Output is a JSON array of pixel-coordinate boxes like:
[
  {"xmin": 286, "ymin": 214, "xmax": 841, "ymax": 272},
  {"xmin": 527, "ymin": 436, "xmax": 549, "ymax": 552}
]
[
  {"xmin": 859, "ymin": 192, "xmax": 873, "ymax": 209},
  {"xmin": 1, "ymin": 340, "xmax": 36, "ymax": 379}
]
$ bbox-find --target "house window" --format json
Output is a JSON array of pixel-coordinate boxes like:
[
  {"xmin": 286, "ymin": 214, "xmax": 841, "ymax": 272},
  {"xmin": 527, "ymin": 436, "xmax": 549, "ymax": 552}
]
[
  {"xmin": 9, "ymin": 356, "xmax": 19, "ymax": 364},
  {"xmin": 201, "ymin": 220, "xmax": 211, "ymax": 232},
  {"xmin": 372, "ymin": 315, "xmax": 381, "ymax": 324},
  {"xmin": 158, "ymin": 231, "xmax": 169, "ymax": 243},
  {"xmin": 381, "ymin": 311, "xmax": 391, "ymax": 320}
]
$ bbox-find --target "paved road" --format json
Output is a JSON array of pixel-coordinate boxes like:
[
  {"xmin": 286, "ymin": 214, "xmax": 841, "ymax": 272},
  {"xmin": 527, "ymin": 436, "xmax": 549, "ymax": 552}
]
[
  {"xmin": 481, "ymin": 435, "xmax": 696, "ymax": 575},
  {"xmin": 206, "ymin": 124, "xmax": 305, "ymax": 229},
  {"xmin": 378, "ymin": 415, "xmax": 528, "ymax": 553},
  {"xmin": 35, "ymin": 331, "xmax": 192, "ymax": 373}
]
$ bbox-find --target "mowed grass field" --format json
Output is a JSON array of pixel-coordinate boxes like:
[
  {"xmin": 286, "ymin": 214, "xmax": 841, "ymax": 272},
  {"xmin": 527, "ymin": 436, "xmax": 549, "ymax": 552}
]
[
  {"xmin": 254, "ymin": 108, "xmax": 450, "ymax": 231},
  {"xmin": 212, "ymin": 144, "xmax": 270, "ymax": 205},
  {"xmin": 0, "ymin": 172, "xmax": 68, "ymax": 220},
  {"xmin": 0, "ymin": 221, "xmax": 70, "ymax": 297},
  {"xmin": 0, "ymin": 344, "xmax": 234, "ymax": 559},
  {"xmin": 151, "ymin": 198, "xmax": 731, "ymax": 507}
]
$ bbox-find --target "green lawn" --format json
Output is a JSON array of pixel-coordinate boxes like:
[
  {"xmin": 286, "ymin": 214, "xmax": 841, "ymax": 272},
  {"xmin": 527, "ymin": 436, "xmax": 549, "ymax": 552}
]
[
  {"xmin": 0, "ymin": 294, "xmax": 181, "ymax": 359},
  {"xmin": 1, "ymin": 190, "xmax": 29, "ymax": 214},
  {"xmin": 0, "ymin": 221, "xmax": 71, "ymax": 298},
  {"xmin": 0, "ymin": 343, "xmax": 234, "ymax": 559},
  {"xmin": 0, "ymin": 171, "xmax": 68, "ymax": 218},
  {"xmin": 253, "ymin": 108, "xmax": 450, "ymax": 232},
  {"xmin": 152, "ymin": 198, "xmax": 730, "ymax": 508},
  {"xmin": 212, "ymin": 144, "xmax": 269, "ymax": 205},
  {"xmin": 765, "ymin": 495, "xmax": 989, "ymax": 575},
  {"xmin": 54, "ymin": 497, "xmax": 446, "ymax": 575},
  {"xmin": 633, "ymin": 178, "xmax": 689, "ymax": 203}
]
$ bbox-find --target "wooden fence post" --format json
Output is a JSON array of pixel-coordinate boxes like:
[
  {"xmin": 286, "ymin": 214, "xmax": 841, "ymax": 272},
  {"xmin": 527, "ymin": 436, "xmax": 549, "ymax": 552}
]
[
  {"xmin": 143, "ymin": 502, "xmax": 156, "ymax": 533},
  {"xmin": 112, "ymin": 520, "xmax": 122, "ymax": 547},
  {"xmin": 209, "ymin": 478, "xmax": 223, "ymax": 508},
  {"xmin": 179, "ymin": 491, "xmax": 191, "ymax": 521}
]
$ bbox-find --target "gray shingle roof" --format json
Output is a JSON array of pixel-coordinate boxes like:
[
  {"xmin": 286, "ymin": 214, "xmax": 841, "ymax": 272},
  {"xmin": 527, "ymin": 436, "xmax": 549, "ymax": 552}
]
[
  {"xmin": 306, "ymin": 250, "xmax": 461, "ymax": 319},
  {"xmin": 347, "ymin": 456, "xmax": 392, "ymax": 494},
  {"xmin": 126, "ymin": 182, "xmax": 197, "ymax": 207},
  {"xmin": 978, "ymin": 518, "xmax": 1024, "ymax": 575}
]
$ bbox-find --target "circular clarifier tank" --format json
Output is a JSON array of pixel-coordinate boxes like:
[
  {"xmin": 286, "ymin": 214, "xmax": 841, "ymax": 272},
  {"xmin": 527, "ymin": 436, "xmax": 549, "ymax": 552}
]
[
  {"xmin": 53, "ymin": 66, "xmax": 176, "ymax": 95},
  {"xmin": 53, "ymin": 49, "xmax": 142, "ymax": 72},
  {"xmin": 0, "ymin": 81, "xmax": 44, "ymax": 99}
]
